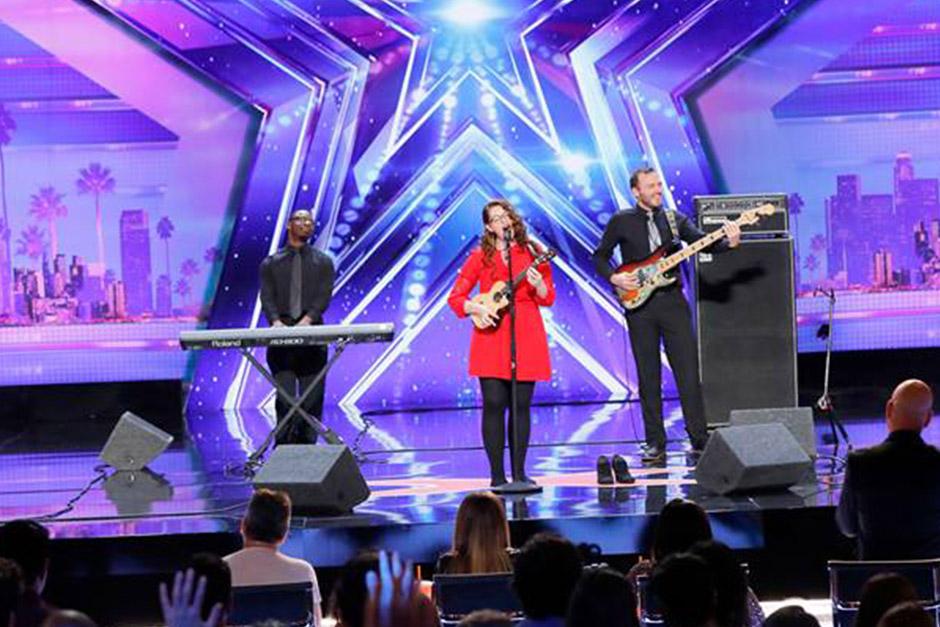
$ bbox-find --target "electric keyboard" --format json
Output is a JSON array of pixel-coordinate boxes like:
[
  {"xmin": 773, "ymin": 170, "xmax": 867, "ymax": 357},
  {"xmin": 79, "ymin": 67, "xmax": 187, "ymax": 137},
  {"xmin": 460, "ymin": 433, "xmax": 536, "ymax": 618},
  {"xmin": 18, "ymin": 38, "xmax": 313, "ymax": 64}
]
[{"xmin": 179, "ymin": 322, "xmax": 395, "ymax": 350}]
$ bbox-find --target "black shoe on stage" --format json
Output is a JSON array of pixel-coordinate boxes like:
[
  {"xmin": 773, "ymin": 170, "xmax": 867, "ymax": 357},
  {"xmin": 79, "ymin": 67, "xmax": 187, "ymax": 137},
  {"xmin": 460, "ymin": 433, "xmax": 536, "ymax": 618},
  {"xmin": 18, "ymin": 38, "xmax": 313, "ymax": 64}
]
[
  {"xmin": 612, "ymin": 454, "xmax": 635, "ymax": 484},
  {"xmin": 640, "ymin": 445, "xmax": 666, "ymax": 464},
  {"xmin": 596, "ymin": 455, "xmax": 614, "ymax": 485}
]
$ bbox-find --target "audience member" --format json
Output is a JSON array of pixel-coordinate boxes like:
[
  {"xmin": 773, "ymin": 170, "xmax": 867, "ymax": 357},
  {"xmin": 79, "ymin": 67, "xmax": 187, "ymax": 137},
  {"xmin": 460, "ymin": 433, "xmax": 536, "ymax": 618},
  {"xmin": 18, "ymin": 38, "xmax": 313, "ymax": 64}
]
[
  {"xmin": 512, "ymin": 533, "xmax": 582, "ymax": 627},
  {"xmin": 761, "ymin": 605, "xmax": 820, "ymax": 627},
  {"xmin": 876, "ymin": 601, "xmax": 932, "ymax": 627},
  {"xmin": 160, "ymin": 567, "xmax": 226, "ymax": 627},
  {"xmin": 0, "ymin": 558, "xmax": 23, "ymax": 627},
  {"xmin": 689, "ymin": 540, "xmax": 763, "ymax": 627},
  {"xmin": 627, "ymin": 498, "xmax": 711, "ymax": 590},
  {"xmin": 0, "ymin": 520, "xmax": 53, "ymax": 627},
  {"xmin": 650, "ymin": 553, "xmax": 717, "ymax": 627},
  {"xmin": 224, "ymin": 489, "xmax": 322, "ymax": 626},
  {"xmin": 331, "ymin": 551, "xmax": 438, "ymax": 627},
  {"xmin": 855, "ymin": 572, "xmax": 919, "ymax": 627},
  {"xmin": 332, "ymin": 552, "xmax": 379, "ymax": 627},
  {"xmin": 190, "ymin": 553, "xmax": 232, "ymax": 627},
  {"xmin": 457, "ymin": 609, "xmax": 513, "ymax": 626},
  {"xmin": 437, "ymin": 492, "xmax": 513, "ymax": 575},
  {"xmin": 41, "ymin": 610, "xmax": 97, "ymax": 627},
  {"xmin": 565, "ymin": 566, "xmax": 637, "ymax": 627},
  {"xmin": 837, "ymin": 379, "xmax": 940, "ymax": 558}
]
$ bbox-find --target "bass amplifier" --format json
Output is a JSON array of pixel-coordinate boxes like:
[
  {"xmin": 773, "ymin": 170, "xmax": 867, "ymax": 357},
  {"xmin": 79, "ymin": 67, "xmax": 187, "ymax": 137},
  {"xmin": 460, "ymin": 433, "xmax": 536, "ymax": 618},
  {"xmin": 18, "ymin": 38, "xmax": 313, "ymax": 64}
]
[
  {"xmin": 695, "ymin": 194, "xmax": 789, "ymax": 236},
  {"xmin": 696, "ymin": 238, "xmax": 797, "ymax": 426}
]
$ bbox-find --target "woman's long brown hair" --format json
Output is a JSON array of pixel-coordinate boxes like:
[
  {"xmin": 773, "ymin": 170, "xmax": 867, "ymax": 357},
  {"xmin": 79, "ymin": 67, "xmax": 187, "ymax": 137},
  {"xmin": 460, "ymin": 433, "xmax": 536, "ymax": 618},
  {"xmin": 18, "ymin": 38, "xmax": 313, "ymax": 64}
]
[
  {"xmin": 480, "ymin": 199, "xmax": 540, "ymax": 263},
  {"xmin": 450, "ymin": 492, "xmax": 513, "ymax": 574}
]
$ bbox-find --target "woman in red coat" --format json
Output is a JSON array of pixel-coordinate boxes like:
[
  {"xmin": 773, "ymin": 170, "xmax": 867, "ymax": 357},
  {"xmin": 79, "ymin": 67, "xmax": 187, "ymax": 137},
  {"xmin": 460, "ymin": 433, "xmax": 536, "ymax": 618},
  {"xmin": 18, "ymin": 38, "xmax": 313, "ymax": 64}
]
[{"xmin": 447, "ymin": 199, "xmax": 555, "ymax": 487}]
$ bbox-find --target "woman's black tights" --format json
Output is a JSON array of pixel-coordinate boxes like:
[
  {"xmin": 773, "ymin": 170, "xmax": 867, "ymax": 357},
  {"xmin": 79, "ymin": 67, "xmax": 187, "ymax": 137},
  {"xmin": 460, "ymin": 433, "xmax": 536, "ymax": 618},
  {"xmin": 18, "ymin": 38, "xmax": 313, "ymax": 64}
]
[{"xmin": 479, "ymin": 377, "xmax": 535, "ymax": 485}]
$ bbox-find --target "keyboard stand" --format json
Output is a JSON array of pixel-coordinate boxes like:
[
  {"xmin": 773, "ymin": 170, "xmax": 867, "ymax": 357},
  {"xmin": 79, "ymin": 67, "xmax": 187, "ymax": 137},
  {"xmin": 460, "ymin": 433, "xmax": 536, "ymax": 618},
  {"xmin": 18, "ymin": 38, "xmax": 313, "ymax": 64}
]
[{"xmin": 241, "ymin": 338, "xmax": 350, "ymax": 476}]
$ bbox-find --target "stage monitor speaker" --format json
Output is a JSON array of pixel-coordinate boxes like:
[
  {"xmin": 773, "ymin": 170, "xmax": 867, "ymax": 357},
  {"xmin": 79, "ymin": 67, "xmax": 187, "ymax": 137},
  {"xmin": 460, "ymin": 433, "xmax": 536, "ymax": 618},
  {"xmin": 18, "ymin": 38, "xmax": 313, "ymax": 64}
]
[
  {"xmin": 252, "ymin": 444, "xmax": 370, "ymax": 514},
  {"xmin": 696, "ymin": 239, "xmax": 796, "ymax": 426},
  {"xmin": 695, "ymin": 423, "xmax": 812, "ymax": 495},
  {"xmin": 100, "ymin": 411, "xmax": 174, "ymax": 471},
  {"xmin": 730, "ymin": 407, "xmax": 817, "ymax": 460}
]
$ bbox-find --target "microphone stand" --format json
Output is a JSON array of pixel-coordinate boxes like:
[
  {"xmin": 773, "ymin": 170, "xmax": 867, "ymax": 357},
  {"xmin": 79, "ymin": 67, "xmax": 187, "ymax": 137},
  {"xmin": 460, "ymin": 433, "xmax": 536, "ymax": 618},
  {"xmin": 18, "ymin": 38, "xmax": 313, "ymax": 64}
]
[
  {"xmin": 815, "ymin": 287, "xmax": 851, "ymax": 453},
  {"xmin": 493, "ymin": 228, "xmax": 541, "ymax": 495}
]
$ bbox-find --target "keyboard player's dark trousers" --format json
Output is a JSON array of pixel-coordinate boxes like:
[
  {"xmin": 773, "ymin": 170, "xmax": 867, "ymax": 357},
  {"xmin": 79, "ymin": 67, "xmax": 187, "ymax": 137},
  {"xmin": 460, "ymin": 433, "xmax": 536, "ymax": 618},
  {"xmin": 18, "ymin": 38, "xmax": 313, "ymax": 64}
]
[{"xmin": 267, "ymin": 343, "xmax": 327, "ymax": 445}]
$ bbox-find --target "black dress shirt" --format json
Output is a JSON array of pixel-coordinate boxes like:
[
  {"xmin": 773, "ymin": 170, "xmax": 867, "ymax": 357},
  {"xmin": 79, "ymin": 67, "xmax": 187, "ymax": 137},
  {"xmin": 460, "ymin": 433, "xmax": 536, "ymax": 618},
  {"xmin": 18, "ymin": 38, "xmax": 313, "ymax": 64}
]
[
  {"xmin": 259, "ymin": 244, "xmax": 335, "ymax": 325},
  {"xmin": 592, "ymin": 206, "xmax": 729, "ymax": 281},
  {"xmin": 837, "ymin": 429, "xmax": 940, "ymax": 559}
]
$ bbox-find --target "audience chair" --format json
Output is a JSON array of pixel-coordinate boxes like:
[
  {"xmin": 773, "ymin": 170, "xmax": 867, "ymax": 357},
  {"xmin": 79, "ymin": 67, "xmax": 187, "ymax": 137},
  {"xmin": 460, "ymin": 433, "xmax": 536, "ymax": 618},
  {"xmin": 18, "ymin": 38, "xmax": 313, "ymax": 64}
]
[
  {"xmin": 828, "ymin": 559, "xmax": 940, "ymax": 627},
  {"xmin": 636, "ymin": 574, "xmax": 663, "ymax": 626},
  {"xmin": 433, "ymin": 572, "xmax": 522, "ymax": 625},
  {"xmin": 229, "ymin": 581, "xmax": 314, "ymax": 627},
  {"xmin": 636, "ymin": 562, "xmax": 751, "ymax": 626}
]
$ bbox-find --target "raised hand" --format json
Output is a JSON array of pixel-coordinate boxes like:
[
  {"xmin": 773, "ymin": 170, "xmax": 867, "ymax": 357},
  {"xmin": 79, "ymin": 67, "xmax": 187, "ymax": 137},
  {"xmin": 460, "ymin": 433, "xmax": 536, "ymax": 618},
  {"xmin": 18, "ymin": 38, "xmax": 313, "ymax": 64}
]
[
  {"xmin": 159, "ymin": 569, "xmax": 223, "ymax": 627},
  {"xmin": 362, "ymin": 551, "xmax": 438, "ymax": 627}
]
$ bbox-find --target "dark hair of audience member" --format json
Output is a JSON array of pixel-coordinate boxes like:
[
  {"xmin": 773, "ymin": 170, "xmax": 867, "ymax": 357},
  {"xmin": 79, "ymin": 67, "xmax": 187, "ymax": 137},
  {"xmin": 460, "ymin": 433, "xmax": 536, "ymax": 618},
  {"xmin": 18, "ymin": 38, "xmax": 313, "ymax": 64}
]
[
  {"xmin": 0, "ymin": 520, "xmax": 51, "ymax": 590},
  {"xmin": 330, "ymin": 551, "xmax": 379, "ymax": 627},
  {"xmin": 457, "ymin": 609, "xmax": 513, "ymax": 626},
  {"xmin": 876, "ymin": 601, "xmax": 932, "ymax": 627},
  {"xmin": 565, "ymin": 566, "xmax": 638, "ymax": 627},
  {"xmin": 762, "ymin": 605, "xmax": 820, "ymax": 627},
  {"xmin": 242, "ymin": 489, "xmax": 291, "ymax": 544},
  {"xmin": 651, "ymin": 553, "xmax": 716, "ymax": 627},
  {"xmin": 652, "ymin": 499, "xmax": 712, "ymax": 562},
  {"xmin": 448, "ymin": 492, "xmax": 512, "ymax": 574},
  {"xmin": 856, "ymin": 572, "xmax": 919, "ymax": 627},
  {"xmin": 689, "ymin": 540, "xmax": 748, "ymax": 627},
  {"xmin": 187, "ymin": 553, "xmax": 232, "ymax": 624},
  {"xmin": 41, "ymin": 609, "xmax": 97, "ymax": 627},
  {"xmin": 0, "ymin": 558, "xmax": 24, "ymax": 627},
  {"xmin": 513, "ymin": 533, "xmax": 582, "ymax": 620}
]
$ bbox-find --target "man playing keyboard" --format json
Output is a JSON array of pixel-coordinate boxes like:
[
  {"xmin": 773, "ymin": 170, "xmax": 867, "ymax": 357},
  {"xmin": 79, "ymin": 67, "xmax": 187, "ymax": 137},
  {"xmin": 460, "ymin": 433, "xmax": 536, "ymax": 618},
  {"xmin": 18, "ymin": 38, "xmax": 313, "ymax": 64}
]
[{"xmin": 259, "ymin": 209, "xmax": 335, "ymax": 445}]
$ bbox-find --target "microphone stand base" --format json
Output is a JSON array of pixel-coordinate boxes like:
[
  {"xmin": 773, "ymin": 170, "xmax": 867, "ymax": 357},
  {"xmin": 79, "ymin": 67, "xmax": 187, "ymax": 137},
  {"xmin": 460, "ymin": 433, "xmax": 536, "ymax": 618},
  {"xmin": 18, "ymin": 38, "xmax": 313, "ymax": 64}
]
[{"xmin": 491, "ymin": 479, "xmax": 543, "ymax": 495}]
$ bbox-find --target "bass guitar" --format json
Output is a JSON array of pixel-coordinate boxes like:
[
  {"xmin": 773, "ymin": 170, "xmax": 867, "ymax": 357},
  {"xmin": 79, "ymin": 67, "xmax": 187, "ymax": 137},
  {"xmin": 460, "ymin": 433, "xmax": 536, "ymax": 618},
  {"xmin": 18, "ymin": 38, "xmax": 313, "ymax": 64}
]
[
  {"xmin": 614, "ymin": 204, "xmax": 775, "ymax": 311},
  {"xmin": 471, "ymin": 249, "xmax": 556, "ymax": 329}
]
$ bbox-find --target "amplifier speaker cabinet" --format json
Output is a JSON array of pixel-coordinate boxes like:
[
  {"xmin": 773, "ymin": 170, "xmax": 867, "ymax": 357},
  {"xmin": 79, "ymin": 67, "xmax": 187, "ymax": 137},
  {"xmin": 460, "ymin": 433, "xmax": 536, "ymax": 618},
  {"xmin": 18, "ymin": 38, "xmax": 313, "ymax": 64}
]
[{"xmin": 695, "ymin": 239, "xmax": 797, "ymax": 426}]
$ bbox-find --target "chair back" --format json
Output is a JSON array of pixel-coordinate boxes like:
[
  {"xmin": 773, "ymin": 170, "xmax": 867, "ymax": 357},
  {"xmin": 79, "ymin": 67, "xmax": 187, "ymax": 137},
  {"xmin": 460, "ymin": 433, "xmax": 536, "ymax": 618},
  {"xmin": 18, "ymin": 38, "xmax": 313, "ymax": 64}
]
[
  {"xmin": 433, "ymin": 572, "xmax": 521, "ymax": 623},
  {"xmin": 637, "ymin": 562, "xmax": 750, "ymax": 627},
  {"xmin": 828, "ymin": 559, "xmax": 940, "ymax": 627},
  {"xmin": 229, "ymin": 581, "xmax": 314, "ymax": 627},
  {"xmin": 636, "ymin": 574, "xmax": 663, "ymax": 626}
]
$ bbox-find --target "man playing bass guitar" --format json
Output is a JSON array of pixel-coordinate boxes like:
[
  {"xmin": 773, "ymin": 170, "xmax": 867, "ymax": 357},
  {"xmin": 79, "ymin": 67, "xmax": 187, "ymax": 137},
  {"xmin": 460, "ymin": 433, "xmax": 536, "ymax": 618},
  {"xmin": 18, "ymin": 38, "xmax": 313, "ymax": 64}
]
[{"xmin": 592, "ymin": 167, "xmax": 741, "ymax": 464}]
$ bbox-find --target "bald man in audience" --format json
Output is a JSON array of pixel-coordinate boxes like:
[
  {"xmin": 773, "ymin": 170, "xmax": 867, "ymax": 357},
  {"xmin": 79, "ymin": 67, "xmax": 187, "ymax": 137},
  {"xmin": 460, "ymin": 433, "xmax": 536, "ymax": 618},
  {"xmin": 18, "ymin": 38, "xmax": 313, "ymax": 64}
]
[{"xmin": 837, "ymin": 379, "xmax": 940, "ymax": 559}]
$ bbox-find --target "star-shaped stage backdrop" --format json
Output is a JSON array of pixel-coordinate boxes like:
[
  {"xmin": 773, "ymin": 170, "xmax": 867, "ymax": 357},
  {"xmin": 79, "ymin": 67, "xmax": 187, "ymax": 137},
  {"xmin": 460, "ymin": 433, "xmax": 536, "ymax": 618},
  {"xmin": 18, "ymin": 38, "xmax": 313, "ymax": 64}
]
[{"xmin": 63, "ymin": 0, "xmax": 862, "ymax": 453}]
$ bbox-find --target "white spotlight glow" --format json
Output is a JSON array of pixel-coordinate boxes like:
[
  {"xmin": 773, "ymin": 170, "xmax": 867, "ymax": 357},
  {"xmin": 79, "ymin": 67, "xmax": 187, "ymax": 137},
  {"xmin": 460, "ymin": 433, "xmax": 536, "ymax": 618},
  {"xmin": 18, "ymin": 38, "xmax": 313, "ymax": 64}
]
[{"xmin": 440, "ymin": 0, "xmax": 503, "ymax": 28}]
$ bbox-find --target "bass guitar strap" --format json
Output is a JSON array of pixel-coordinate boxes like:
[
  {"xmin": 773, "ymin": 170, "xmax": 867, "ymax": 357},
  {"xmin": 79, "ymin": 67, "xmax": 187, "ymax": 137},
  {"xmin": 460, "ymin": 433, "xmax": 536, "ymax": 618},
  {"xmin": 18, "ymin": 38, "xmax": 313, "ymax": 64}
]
[{"xmin": 665, "ymin": 209, "xmax": 678, "ymax": 242}]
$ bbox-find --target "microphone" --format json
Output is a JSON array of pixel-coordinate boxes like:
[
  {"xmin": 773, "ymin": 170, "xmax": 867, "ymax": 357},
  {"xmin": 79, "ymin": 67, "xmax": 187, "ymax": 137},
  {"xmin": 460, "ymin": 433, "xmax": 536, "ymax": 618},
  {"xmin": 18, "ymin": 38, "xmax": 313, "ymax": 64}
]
[{"xmin": 504, "ymin": 228, "xmax": 513, "ymax": 243}]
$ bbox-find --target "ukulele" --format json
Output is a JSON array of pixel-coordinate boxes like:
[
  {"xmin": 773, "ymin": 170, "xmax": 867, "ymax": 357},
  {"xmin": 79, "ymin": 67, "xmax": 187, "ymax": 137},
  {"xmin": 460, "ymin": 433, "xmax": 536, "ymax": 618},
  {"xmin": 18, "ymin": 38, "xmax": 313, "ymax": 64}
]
[
  {"xmin": 614, "ymin": 204, "xmax": 775, "ymax": 311},
  {"xmin": 470, "ymin": 249, "xmax": 557, "ymax": 329}
]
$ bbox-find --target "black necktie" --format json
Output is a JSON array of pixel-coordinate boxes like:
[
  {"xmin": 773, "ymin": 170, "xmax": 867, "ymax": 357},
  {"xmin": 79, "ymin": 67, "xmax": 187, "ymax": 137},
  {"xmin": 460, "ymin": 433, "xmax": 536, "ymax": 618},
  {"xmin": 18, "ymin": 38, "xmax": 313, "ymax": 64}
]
[
  {"xmin": 647, "ymin": 212, "xmax": 662, "ymax": 252},
  {"xmin": 289, "ymin": 251, "xmax": 303, "ymax": 320}
]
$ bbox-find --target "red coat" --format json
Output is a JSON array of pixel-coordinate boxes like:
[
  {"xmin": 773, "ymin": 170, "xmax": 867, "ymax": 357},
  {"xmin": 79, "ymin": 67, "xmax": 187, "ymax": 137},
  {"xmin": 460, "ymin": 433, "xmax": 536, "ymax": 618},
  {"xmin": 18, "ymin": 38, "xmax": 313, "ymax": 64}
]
[{"xmin": 447, "ymin": 245, "xmax": 555, "ymax": 381}]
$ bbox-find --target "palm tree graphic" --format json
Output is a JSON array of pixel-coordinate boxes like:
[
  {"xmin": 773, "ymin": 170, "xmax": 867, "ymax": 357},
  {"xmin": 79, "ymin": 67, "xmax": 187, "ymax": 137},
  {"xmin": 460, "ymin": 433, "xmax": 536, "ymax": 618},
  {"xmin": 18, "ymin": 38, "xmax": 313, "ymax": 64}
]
[
  {"xmin": 0, "ymin": 104, "xmax": 16, "ymax": 313},
  {"xmin": 156, "ymin": 216, "xmax": 175, "ymax": 279},
  {"xmin": 76, "ymin": 163, "xmax": 115, "ymax": 268},
  {"xmin": 29, "ymin": 187, "xmax": 67, "ymax": 259},
  {"xmin": 16, "ymin": 225, "xmax": 47, "ymax": 266},
  {"xmin": 180, "ymin": 258, "xmax": 200, "ymax": 281},
  {"xmin": 174, "ymin": 278, "xmax": 191, "ymax": 305}
]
